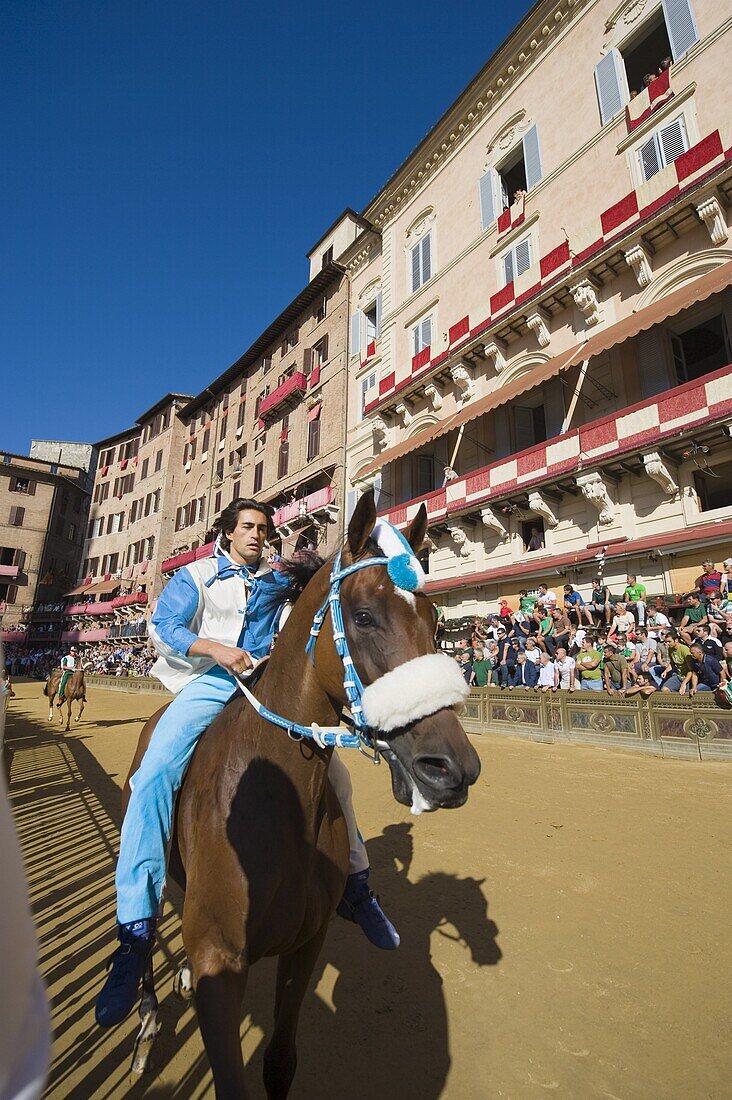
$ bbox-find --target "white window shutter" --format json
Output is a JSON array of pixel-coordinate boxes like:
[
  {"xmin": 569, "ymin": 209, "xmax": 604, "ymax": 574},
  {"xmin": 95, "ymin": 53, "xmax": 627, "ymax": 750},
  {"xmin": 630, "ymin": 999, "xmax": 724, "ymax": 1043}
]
[
  {"xmin": 411, "ymin": 242, "xmax": 421, "ymax": 292},
  {"xmin": 662, "ymin": 0, "xmax": 699, "ymax": 60},
  {"xmin": 594, "ymin": 50, "xmax": 626, "ymax": 125},
  {"xmin": 375, "ymin": 290, "xmax": 382, "ymax": 337},
  {"xmin": 523, "ymin": 125, "xmax": 543, "ymax": 190},
  {"xmin": 351, "ymin": 310, "xmax": 361, "ymax": 357},
  {"xmin": 515, "ymin": 237, "xmax": 532, "ymax": 276},
  {"xmin": 639, "ymin": 135, "xmax": 662, "ymax": 181},
  {"xmin": 659, "ymin": 117, "xmax": 688, "ymax": 165},
  {"xmin": 478, "ymin": 169, "xmax": 497, "ymax": 230},
  {"xmin": 504, "ymin": 251, "xmax": 515, "ymax": 285},
  {"xmin": 637, "ymin": 329, "xmax": 670, "ymax": 398},
  {"xmin": 421, "ymin": 233, "xmax": 432, "ymax": 284},
  {"xmin": 373, "ymin": 473, "xmax": 382, "ymax": 509},
  {"xmin": 422, "ymin": 317, "xmax": 433, "ymax": 349}
]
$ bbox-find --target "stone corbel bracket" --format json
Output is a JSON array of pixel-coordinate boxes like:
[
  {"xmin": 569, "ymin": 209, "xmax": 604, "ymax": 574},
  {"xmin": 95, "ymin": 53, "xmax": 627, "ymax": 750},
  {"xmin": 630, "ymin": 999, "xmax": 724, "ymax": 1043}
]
[
  {"xmin": 484, "ymin": 339, "xmax": 508, "ymax": 373},
  {"xmin": 576, "ymin": 471, "xmax": 615, "ymax": 526},
  {"xmin": 643, "ymin": 451, "xmax": 678, "ymax": 496},
  {"xmin": 528, "ymin": 490, "xmax": 559, "ymax": 528},
  {"xmin": 480, "ymin": 505, "xmax": 509, "ymax": 540},
  {"xmin": 371, "ymin": 416, "xmax": 389, "ymax": 447},
  {"xmin": 624, "ymin": 242, "xmax": 653, "ymax": 288},
  {"xmin": 447, "ymin": 524, "xmax": 472, "ymax": 558},
  {"xmin": 424, "ymin": 383, "xmax": 443, "ymax": 411},
  {"xmin": 526, "ymin": 312, "xmax": 551, "ymax": 348},
  {"xmin": 696, "ymin": 195, "xmax": 729, "ymax": 246},
  {"xmin": 395, "ymin": 402, "xmax": 413, "ymax": 428},
  {"xmin": 450, "ymin": 363, "xmax": 475, "ymax": 403},
  {"xmin": 570, "ymin": 278, "xmax": 603, "ymax": 327}
]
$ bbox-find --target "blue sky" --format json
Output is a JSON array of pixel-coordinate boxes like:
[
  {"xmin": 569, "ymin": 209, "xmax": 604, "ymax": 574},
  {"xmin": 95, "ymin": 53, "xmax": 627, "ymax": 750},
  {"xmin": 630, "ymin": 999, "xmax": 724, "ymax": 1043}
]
[{"xmin": 1, "ymin": 1, "xmax": 533, "ymax": 454}]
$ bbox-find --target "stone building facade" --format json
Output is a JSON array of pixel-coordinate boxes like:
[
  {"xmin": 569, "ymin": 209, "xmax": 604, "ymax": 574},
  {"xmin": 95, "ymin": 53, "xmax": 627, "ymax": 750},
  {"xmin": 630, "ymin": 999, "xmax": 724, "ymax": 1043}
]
[
  {"xmin": 0, "ymin": 449, "xmax": 89, "ymax": 646},
  {"xmin": 340, "ymin": 0, "xmax": 732, "ymax": 615}
]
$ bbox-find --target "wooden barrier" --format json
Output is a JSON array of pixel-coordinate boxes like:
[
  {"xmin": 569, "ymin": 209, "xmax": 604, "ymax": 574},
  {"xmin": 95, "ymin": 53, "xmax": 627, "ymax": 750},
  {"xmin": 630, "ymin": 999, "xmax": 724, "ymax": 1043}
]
[{"xmin": 86, "ymin": 674, "xmax": 171, "ymax": 696}]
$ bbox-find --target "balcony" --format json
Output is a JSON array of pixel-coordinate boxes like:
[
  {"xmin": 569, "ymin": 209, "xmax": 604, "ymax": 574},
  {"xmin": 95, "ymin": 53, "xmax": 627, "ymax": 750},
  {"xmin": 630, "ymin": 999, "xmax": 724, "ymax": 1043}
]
[
  {"xmin": 1, "ymin": 628, "xmax": 27, "ymax": 644},
  {"xmin": 66, "ymin": 599, "xmax": 117, "ymax": 618},
  {"xmin": 379, "ymin": 364, "xmax": 732, "ymax": 530},
  {"xmin": 161, "ymin": 542, "xmax": 215, "ymax": 575},
  {"xmin": 111, "ymin": 591, "xmax": 149, "ymax": 610},
  {"xmin": 61, "ymin": 628, "xmax": 110, "ymax": 643},
  {"xmin": 272, "ymin": 486, "xmax": 337, "ymax": 535},
  {"xmin": 258, "ymin": 372, "xmax": 308, "ymax": 424},
  {"xmin": 0, "ymin": 564, "xmax": 20, "ymax": 579}
]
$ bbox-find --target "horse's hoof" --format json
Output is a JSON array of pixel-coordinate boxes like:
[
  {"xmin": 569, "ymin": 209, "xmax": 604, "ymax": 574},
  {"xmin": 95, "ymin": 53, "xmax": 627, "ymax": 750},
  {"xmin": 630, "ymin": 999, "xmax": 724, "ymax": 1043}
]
[
  {"xmin": 130, "ymin": 1010, "xmax": 160, "ymax": 1075},
  {"xmin": 173, "ymin": 965, "xmax": 194, "ymax": 1001}
]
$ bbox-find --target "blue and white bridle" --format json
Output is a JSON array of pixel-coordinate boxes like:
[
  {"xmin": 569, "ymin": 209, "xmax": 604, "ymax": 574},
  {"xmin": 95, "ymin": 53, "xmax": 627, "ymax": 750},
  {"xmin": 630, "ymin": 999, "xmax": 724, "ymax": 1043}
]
[{"xmin": 234, "ymin": 521, "xmax": 468, "ymax": 759}]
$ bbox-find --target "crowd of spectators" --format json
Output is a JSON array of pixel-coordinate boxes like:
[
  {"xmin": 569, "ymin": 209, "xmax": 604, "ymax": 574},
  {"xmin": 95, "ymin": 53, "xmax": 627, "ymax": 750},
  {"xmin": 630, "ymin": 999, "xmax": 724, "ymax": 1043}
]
[
  {"xmin": 3, "ymin": 641, "xmax": 157, "ymax": 679},
  {"xmin": 444, "ymin": 557, "xmax": 732, "ymax": 705}
]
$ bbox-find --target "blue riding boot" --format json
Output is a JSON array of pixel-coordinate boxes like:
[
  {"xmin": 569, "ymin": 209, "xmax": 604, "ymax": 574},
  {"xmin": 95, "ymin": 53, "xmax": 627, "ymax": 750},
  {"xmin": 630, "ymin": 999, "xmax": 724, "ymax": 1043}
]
[
  {"xmin": 95, "ymin": 919, "xmax": 155, "ymax": 1027},
  {"xmin": 336, "ymin": 869, "xmax": 400, "ymax": 950}
]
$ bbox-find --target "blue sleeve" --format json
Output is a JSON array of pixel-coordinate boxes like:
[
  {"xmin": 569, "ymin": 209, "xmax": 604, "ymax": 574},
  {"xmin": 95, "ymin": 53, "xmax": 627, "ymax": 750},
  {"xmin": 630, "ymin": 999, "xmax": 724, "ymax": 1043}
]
[{"xmin": 151, "ymin": 568, "xmax": 201, "ymax": 656}]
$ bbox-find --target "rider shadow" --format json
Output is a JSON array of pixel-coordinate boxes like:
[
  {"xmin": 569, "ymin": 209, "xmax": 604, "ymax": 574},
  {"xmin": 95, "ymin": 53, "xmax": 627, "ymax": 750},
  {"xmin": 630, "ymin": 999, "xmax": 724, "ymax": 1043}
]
[{"xmin": 239, "ymin": 820, "xmax": 501, "ymax": 1099}]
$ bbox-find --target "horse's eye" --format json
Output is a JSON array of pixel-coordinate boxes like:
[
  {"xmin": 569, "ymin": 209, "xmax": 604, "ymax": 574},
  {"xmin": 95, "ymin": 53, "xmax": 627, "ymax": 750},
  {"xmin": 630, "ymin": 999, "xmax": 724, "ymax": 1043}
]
[{"xmin": 353, "ymin": 609, "xmax": 374, "ymax": 628}]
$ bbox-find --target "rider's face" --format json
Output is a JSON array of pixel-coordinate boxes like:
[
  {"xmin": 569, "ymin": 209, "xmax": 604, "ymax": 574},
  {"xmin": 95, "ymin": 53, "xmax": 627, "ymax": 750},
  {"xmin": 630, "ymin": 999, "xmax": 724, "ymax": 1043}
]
[{"xmin": 227, "ymin": 509, "xmax": 269, "ymax": 566}]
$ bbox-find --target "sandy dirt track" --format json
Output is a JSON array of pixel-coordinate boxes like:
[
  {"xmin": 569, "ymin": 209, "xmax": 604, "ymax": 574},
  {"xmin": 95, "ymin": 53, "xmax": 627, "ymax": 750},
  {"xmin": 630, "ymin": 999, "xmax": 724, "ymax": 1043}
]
[{"xmin": 4, "ymin": 680, "xmax": 732, "ymax": 1100}]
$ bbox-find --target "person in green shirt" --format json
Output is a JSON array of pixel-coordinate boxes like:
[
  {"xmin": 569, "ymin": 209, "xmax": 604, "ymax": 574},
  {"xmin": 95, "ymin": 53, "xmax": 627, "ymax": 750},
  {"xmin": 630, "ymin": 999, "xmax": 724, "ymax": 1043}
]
[
  {"xmin": 660, "ymin": 631, "xmax": 693, "ymax": 693},
  {"xmin": 577, "ymin": 636, "xmax": 603, "ymax": 690},
  {"xmin": 623, "ymin": 574, "xmax": 647, "ymax": 626},
  {"xmin": 679, "ymin": 595, "xmax": 708, "ymax": 644},
  {"xmin": 518, "ymin": 589, "xmax": 537, "ymax": 615},
  {"xmin": 470, "ymin": 647, "xmax": 492, "ymax": 688}
]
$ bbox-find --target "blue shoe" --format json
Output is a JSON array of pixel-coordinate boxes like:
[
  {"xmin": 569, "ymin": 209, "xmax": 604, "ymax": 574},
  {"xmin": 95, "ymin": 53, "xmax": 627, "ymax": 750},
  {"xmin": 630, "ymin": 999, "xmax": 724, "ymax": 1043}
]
[
  {"xmin": 336, "ymin": 870, "xmax": 400, "ymax": 950},
  {"xmin": 95, "ymin": 920, "xmax": 155, "ymax": 1028}
]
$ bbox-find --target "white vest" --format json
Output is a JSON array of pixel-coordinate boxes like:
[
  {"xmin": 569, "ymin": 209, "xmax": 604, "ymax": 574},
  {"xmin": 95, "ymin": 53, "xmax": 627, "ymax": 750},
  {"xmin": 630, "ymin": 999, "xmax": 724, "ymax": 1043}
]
[{"xmin": 148, "ymin": 555, "xmax": 272, "ymax": 694}]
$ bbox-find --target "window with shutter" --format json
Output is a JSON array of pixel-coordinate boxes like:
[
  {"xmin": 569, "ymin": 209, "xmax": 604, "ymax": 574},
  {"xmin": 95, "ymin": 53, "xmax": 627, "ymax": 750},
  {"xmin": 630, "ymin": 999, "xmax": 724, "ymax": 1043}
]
[
  {"xmin": 514, "ymin": 407, "xmax": 537, "ymax": 451},
  {"xmin": 637, "ymin": 116, "xmax": 688, "ymax": 181},
  {"xmin": 659, "ymin": 117, "xmax": 687, "ymax": 163},
  {"xmin": 594, "ymin": 50, "xmax": 627, "ymax": 125},
  {"xmin": 478, "ymin": 169, "xmax": 497, "ymax": 230},
  {"xmin": 501, "ymin": 236, "xmax": 532, "ymax": 286},
  {"xmin": 350, "ymin": 310, "xmax": 362, "ymax": 358},
  {"xmin": 375, "ymin": 291, "xmax": 382, "ymax": 337},
  {"xmin": 253, "ymin": 461, "xmax": 264, "ymax": 495},
  {"xmin": 410, "ymin": 232, "xmax": 432, "ymax": 293},
  {"xmin": 503, "ymin": 251, "xmax": 514, "ymax": 286},
  {"xmin": 661, "ymin": 0, "xmax": 698, "ymax": 60},
  {"xmin": 413, "ymin": 316, "xmax": 433, "ymax": 356},
  {"xmin": 307, "ymin": 418, "xmax": 321, "ymax": 461},
  {"xmin": 636, "ymin": 329, "xmax": 670, "ymax": 398},
  {"xmin": 9, "ymin": 506, "xmax": 25, "ymax": 527},
  {"xmin": 522, "ymin": 125, "xmax": 543, "ymax": 191}
]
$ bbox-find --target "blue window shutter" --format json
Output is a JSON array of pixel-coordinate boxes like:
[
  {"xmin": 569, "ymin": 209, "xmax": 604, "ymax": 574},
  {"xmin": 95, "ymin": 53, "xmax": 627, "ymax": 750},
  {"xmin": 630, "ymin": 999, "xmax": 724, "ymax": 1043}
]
[
  {"xmin": 411, "ymin": 242, "xmax": 421, "ymax": 292},
  {"xmin": 375, "ymin": 290, "xmax": 382, "ymax": 337},
  {"xmin": 594, "ymin": 50, "xmax": 626, "ymax": 125},
  {"xmin": 662, "ymin": 0, "xmax": 698, "ymax": 60},
  {"xmin": 351, "ymin": 310, "xmax": 361, "ymax": 357},
  {"xmin": 478, "ymin": 169, "xmax": 497, "ymax": 230},
  {"xmin": 523, "ymin": 125, "xmax": 543, "ymax": 190}
]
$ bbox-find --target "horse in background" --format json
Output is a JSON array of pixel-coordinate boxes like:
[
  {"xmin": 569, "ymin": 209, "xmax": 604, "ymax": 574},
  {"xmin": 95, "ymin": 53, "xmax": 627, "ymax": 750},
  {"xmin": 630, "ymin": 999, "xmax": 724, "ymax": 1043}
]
[{"xmin": 44, "ymin": 668, "xmax": 86, "ymax": 730}]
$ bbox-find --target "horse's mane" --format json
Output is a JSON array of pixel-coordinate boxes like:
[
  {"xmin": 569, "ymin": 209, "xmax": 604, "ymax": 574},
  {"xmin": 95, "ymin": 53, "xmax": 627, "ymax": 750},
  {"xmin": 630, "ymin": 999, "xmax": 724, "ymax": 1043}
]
[{"xmin": 277, "ymin": 550, "xmax": 326, "ymax": 600}]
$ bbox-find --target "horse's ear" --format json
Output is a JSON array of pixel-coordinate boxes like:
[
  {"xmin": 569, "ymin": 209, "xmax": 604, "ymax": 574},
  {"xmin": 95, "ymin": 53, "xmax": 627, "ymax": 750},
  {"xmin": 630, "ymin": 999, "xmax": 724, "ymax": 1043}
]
[
  {"xmin": 347, "ymin": 490, "xmax": 377, "ymax": 557},
  {"xmin": 405, "ymin": 503, "xmax": 428, "ymax": 553}
]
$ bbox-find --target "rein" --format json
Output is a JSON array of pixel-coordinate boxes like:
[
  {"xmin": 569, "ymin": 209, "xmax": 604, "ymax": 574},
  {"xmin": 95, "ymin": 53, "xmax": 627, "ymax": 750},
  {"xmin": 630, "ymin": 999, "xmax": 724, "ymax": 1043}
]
[{"xmin": 235, "ymin": 551, "xmax": 390, "ymax": 760}]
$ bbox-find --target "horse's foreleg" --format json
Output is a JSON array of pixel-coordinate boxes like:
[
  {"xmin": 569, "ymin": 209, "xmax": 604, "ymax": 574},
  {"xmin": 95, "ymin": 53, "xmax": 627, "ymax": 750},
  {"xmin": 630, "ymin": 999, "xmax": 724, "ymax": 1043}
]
[
  {"xmin": 263, "ymin": 926, "xmax": 328, "ymax": 1100},
  {"xmin": 64, "ymin": 699, "xmax": 71, "ymax": 732},
  {"xmin": 76, "ymin": 698, "xmax": 85, "ymax": 723},
  {"xmin": 195, "ymin": 961, "xmax": 249, "ymax": 1100},
  {"xmin": 131, "ymin": 952, "xmax": 160, "ymax": 1074},
  {"xmin": 48, "ymin": 692, "xmax": 55, "ymax": 721}
]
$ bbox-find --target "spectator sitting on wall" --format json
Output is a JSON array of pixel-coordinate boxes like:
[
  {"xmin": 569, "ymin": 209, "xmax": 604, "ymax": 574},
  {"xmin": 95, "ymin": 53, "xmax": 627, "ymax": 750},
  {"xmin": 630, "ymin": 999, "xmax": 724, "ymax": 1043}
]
[
  {"xmin": 537, "ymin": 583, "xmax": 557, "ymax": 609},
  {"xmin": 692, "ymin": 623, "xmax": 723, "ymax": 657},
  {"xmin": 632, "ymin": 628, "xmax": 657, "ymax": 682},
  {"xmin": 518, "ymin": 589, "xmax": 537, "ymax": 616},
  {"xmin": 507, "ymin": 650, "xmax": 539, "ymax": 690},
  {"xmin": 590, "ymin": 577, "xmax": 611, "ymax": 625},
  {"xmin": 524, "ymin": 637, "xmax": 542, "ymax": 665},
  {"xmin": 508, "ymin": 613, "xmax": 530, "ymax": 648},
  {"xmin": 470, "ymin": 647, "xmax": 492, "ymax": 688},
  {"xmin": 457, "ymin": 650, "xmax": 473, "ymax": 684},
  {"xmin": 623, "ymin": 575, "xmax": 647, "ymax": 626},
  {"xmin": 646, "ymin": 603, "xmax": 672, "ymax": 638},
  {"xmin": 498, "ymin": 599, "xmax": 513, "ymax": 619},
  {"xmin": 660, "ymin": 631, "xmax": 694, "ymax": 694},
  {"xmin": 688, "ymin": 642, "xmax": 722, "ymax": 695},
  {"xmin": 498, "ymin": 639, "xmax": 522, "ymax": 688},
  {"xmin": 679, "ymin": 595, "xmax": 708, "ymax": 641},
  {"xmin": 577, "ymin": 635, "xmax": 603, "ymax": 691},
  {"xmin": 706, "ymin": 595, "xmax": 727, "ymax": 634},
  {"xmin": 550, "ymin": 608, "xmax": 572, "ymax": 654},
  {"xmin": 603, "ymin": 643, "xmax": 628, "ymax": 695},
  {"xmin": 553, "ymin": 647, "xmax": 576, "ymax": 691},
  {"xmin": 719, "ymin": 558, "xmax": 732, "ymax": 599},
  {"xmin": 535, "ymin": 606, "xmax": 556, "ymax": 656},
  {"xmin": 537, "ymin": 653, "xmax": 556, "ymax": 693},
  {"xmin": 609, "ymin": 602, "xmax": 635, "ymax": 641},
  {"xmin": 563, "ymin": 584, "xmax": 594, "ymax": 627},
  {"xmin": 690, "ymin": 559, "xmax": 722, "ymax": 603}
]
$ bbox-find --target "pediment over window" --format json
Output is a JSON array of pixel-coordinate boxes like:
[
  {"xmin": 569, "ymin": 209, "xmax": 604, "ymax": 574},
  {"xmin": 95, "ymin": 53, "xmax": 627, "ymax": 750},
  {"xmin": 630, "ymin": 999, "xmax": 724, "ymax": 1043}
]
[
  {"xmin": 486, "ymin": 110, "xmax": 527, "ymax": 158},
  {"xmin": 406, "ymin": 207, "xmax": 435, "ymax": 240}
]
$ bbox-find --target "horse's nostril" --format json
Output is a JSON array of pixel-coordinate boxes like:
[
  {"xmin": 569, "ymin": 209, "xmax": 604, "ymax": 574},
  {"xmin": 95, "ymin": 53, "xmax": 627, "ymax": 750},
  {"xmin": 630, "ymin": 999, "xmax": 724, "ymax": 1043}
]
[{"xmin": 412, "ymin": 755, "xmax": 461, "ymax": 790}]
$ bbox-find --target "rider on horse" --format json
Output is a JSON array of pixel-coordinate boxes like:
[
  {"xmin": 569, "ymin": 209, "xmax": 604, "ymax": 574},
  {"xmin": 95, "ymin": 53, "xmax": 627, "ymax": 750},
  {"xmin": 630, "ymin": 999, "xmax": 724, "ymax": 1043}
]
[
  {"xmin": 95, "ymin": 497, "xmax": 399, "ymax": 1028},
  {"xmin": 57, "ymin": 647, "xmax": 78, "ymax": 706}
]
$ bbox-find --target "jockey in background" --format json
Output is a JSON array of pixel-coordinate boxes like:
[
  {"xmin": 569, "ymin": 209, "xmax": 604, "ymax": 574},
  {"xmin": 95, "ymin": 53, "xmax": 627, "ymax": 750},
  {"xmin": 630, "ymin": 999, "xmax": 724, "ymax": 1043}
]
[
  {"xmin": 57, "ymin": 647, "xmax": 77, "ymax": 707},
  {"xmin": 95, "ymin": 496, "xmax": 399, "ymax": 1030}
]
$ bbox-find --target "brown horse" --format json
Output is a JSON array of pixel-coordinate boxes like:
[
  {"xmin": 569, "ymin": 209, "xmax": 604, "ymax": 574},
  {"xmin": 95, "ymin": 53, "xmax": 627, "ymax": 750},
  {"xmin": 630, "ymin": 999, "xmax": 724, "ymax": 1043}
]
[
  {"xmin": 45, "ymin": 668, "xmax": 86, "ymax": 730},
  {"xmin": 123, "ymin": 493, "xmax": 481, "ymax": 1098}
]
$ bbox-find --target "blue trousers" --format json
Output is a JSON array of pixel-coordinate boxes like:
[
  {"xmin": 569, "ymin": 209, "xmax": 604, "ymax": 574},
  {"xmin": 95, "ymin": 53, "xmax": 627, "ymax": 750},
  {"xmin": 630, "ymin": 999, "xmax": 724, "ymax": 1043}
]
[{"xmin": 115, "ymin": 666, "xmax": 368, "ymax": 923}]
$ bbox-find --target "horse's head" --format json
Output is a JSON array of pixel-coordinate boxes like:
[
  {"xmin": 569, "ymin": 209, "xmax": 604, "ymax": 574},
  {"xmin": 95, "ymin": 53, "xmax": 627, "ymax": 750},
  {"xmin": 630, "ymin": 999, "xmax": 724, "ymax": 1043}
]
[{"xmin": 316, "ymin": 492, "xmax": 480, "ymax": 812}]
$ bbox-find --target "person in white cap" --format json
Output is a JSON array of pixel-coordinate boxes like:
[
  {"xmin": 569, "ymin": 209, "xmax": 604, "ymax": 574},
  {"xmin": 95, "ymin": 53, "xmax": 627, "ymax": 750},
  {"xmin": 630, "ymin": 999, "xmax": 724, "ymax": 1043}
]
[{"xmin": 57, "ymin": 646, "xmax": 78, "ymax": 708}]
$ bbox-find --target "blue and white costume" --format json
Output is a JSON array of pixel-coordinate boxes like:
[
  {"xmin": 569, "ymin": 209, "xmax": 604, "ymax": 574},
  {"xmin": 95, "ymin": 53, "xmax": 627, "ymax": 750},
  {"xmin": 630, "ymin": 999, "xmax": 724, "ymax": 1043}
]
[{"xmin": 115, "ymin": 547, "xmax": 367, "ymax": 925}]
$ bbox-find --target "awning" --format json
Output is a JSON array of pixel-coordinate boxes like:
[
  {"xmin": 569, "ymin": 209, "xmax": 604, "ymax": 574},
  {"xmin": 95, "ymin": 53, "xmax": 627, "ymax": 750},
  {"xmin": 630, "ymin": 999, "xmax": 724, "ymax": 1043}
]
[
  {"xmin": 63, "ymin": 580, "xmax": 95, "ymax": 596},
  {"xmin": 356, "ymin": 260, "xmax": 732, "ymax": 480}
]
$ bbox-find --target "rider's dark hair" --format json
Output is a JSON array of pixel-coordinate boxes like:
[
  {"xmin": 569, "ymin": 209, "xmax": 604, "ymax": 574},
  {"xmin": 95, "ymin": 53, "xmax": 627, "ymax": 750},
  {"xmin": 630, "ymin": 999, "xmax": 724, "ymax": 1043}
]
[{"xmin": 213, "ymin": 497, "xmax": 273, "ymax": 549}]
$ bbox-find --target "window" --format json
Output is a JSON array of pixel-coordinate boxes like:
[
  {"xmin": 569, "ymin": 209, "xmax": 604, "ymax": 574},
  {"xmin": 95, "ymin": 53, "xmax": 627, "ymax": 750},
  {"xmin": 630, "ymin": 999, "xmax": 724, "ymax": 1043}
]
[
  {"xmin": 637, "ymin": 116, "xmax": 688, "ymax": 181},
  {"xmin": 216, "ymin": 458, "xmax": 225, "ymax": 483},
  {"xmin": 522, "ymin": 518, "xmax": 546, "ymax": 553},
  {"xmin": 277, "ymin": 440, "xmax": 289, "ymax": 479},
  {"xmin": 262, "ymin": 355, "xmax": 273, "ymax": 374},
  {"xmin": 8, "ymin": 506, "xmax": 25, "ymax": 527},
  {"xmin": 237, "ymin": 400, "xmax": 247, "ymax": 429},
  {"xmin": 233, "ymin": 479, "xmax": 241, "ymax": 499},
  {"xmin": 215, "ymin": 490, "xmax": 222, "ymax": 513},
  {"xmin": 202, "ymin": 428, "xmax": 211, "ymax": 455},
  {"xmin": 140, "ymin": 458, "xmax": 149, "ymax": 480},
  {"xmin": 361, "ymin": 371, "xmax": 377, "ymax": 417},
  {"xmin": 364, "ymin": 294, "xmax": 382, "ymax": 344},
  {"xmin": 478, "ymin": 125, "xmax": 543, "ymax": 229},
  {"xmin": 514, "ymin": 403, "xmax": 547, "ymax": 450},
  {"xmin": 307, "ymin": 417, "xmax": 321, "ymax": 461},
  {"xmin": 412, "ymin": 316, "xmax": 433, "ymax": 357},
  {"xmin": 594, "ymin": 0, "xmax": 698, "ymax": 124},
  {"xmin": 314, "ymin": 295, "xmax": 327, "ymax": 323},
  {"xmin": 669, "ymin": 313, "xmax": 730, "ymax": 383},
  {"xmin": 9, "ymin": 477, "xmax": 35, "ymax": 495},
  {"xmin": 219, "ymin": 415, "xmax": 228, "ymax": 443},
  {"xmin": 254, "ymin": 433, "xmax": 266, "ymax": 454},
  {"xmin": 694, "ymin": 459, "xmax": 732, "ymax": 513},
  {"xmin": 154, "ymin": 449, "xmax": 163, "ymax": 472},
  {"xmin": 255, "ymin": 388, "xmax": 270, "ymax": 420},
  {"xmin": 497, "ymin": 148, "xmax": 527, "ymax": 211},
  {"xmin": 413, "ymin": 455, "xmax": 435, "ymax": 497},
  {"xmin": 502, "ymin": 236, "xmax": 533, "ymax": 285},
  {"xmin": 68, "ymin": 523, "xmax": 76, "ymax": 542},
  {"xmin": 253, "ymin": 461, "xmax": 264, "ymax": 495},
  {"xmin": 90, "ymin": 515, "xmax": 104, "ymax": 538},
  {"xmin": 313, "ymin": 335, "xmax": 329, "ymax": 367},
  {"xmin": 321, "ymin": 245, "xmax": 333, "ymax": 268},
  {"xmin": 410, "ymin": 232, "xmax": 432, "ymax": 293}
]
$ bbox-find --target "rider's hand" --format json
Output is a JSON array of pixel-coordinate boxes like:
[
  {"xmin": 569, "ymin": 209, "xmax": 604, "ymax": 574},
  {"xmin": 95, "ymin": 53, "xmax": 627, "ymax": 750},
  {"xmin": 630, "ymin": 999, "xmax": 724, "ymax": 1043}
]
[{"xmin": 206, "ymin": 644, "xmax": 253, "ymax": 677}]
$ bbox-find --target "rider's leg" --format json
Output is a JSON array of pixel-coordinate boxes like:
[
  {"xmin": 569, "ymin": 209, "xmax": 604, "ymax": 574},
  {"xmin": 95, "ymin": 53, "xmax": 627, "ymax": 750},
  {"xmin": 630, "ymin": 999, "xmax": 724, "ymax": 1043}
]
[
  {"xmin": 329, "ymin": 752, "xmax": 400, "ymax": 951},
  {"xmin": 96, "ymin": 666, "xmax": 236, "ymax": 1027}
]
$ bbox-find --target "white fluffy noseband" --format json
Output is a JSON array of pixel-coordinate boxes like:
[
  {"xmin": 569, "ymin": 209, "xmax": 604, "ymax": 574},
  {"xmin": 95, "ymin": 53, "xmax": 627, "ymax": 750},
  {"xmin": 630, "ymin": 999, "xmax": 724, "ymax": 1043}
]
[{"xmin": 361, "ymin": 653, "xmax": 469, "ymax": 732}]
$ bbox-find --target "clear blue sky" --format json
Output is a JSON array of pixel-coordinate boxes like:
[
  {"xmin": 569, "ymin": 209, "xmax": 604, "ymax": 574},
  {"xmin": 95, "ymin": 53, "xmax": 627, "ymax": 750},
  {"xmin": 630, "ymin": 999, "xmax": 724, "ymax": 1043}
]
[{"xmin": 1, "ymin": 0, "xmax": 533, "ymax": 454}]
